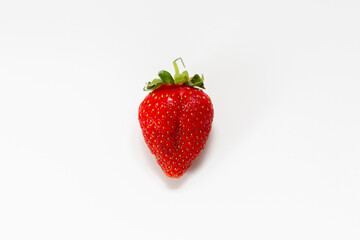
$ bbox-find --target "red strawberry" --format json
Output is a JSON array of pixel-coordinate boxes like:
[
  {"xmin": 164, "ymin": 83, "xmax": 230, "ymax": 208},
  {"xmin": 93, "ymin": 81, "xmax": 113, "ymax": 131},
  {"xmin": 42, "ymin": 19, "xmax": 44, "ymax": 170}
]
[{"xmin": 138, "ymin": 58, "xmax": 214, "ymax": 178}]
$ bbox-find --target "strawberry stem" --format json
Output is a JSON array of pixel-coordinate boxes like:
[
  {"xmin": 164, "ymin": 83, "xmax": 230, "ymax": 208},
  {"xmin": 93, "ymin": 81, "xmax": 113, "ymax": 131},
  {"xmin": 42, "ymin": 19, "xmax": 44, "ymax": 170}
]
[{"xmin": 173, "ymin": 57, "xmax": 186, "ymax": 75}]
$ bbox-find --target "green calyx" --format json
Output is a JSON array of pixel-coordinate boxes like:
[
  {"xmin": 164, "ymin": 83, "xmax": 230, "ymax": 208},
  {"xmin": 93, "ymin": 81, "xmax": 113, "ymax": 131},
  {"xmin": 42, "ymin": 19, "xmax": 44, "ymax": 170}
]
[{"xmin": 143, "ymin": 58, "xmax": 205, "ymax": 91}]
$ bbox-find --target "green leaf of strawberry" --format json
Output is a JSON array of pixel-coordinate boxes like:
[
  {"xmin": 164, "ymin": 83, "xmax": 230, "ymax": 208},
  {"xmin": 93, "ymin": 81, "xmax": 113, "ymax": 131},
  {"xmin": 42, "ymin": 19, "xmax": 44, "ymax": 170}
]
[
  {"xmin": 188, "ymin": 74, "xmax": 205, "ymax": 89},
  {"xmin": 143, "ymin": 78, "xmax": 163, "ymax": 91},
  {"xmin": 174, "ymin": 71, "xmax": 189, "ymax": 84},
  {"xmin": 158, "ymin": 70, "xmax": 174, "ymax": 84}
]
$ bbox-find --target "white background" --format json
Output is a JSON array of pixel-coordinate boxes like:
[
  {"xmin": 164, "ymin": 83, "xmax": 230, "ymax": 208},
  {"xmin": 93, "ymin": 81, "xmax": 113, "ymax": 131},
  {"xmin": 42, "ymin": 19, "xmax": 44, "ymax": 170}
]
[{"xmin": 0, "ymin": 0, "xmax": 359, "ymax": 239}]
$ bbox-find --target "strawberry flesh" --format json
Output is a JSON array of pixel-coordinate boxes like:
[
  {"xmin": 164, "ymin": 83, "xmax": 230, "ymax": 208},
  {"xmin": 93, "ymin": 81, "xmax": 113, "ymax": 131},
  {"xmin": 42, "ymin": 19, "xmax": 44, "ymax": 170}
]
[{"xmin": 138, "ymin": 84, "xmax": 214, "ymax": 178}]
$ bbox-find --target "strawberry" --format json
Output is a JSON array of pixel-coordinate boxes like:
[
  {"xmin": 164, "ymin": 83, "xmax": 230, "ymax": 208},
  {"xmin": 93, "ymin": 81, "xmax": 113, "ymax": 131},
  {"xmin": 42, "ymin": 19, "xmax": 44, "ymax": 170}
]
[{"xmin": 138, "ymin": 58, "xmax": 214, "ymax": 178}]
